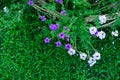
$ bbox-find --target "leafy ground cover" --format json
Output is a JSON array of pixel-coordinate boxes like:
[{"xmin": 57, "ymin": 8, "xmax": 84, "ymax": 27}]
[{"xmin": 0, "ymin": 0, "xmax": 120, "ymax": 80}]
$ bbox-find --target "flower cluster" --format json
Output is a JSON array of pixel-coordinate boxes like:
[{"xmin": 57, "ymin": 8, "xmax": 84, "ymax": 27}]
[
  {"xmin": 88, "ymin": 52, "xmax": 101, "ymax": 67},
  {"xmin": 99, "ymin": 15, "xmax": 107, "ymax": 24},
  {"xmin": 38, "ymin": 2, "xmax": 72, "ymax": 50},
  {"xmin": 89, "ymin": 27, "xmax": 119, "ymax": 39},
  {"xmin": 89, "ymin": 27, "xmax": 106, "ymax": 39},
  {"xmin": 67, "ymin": 49, "xmax": 101, "ymax": 67},
  {"xmin": 28, "ymin": 0, "xmax": 119, "ymax": 68}
]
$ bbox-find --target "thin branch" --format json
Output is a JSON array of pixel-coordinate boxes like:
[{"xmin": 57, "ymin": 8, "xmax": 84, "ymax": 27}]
[
  {"xmin": 100, "ymin": 20, "xmax": 116, "ymax": 28},
  {"xmin": 84, "ymin": 12, "xmax": 120, "ymax": 23}
]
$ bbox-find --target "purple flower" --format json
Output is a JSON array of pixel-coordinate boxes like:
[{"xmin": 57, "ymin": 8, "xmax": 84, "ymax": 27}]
[
  {"xmin": 66, "ymin": 36, "xmax": 70, "ymax": 42},
  {"xmin": 49, "ymin": 24, "xmax": 60, "ymax": 31},
  {"xmin": 64, "ymin": 26, "xmax": 70, "ymax": 31},
  {"xmin": 56, "ymin": 0, "xmax": 63, "ymax": 4},
  {"xmin": 56, "ymin": 41, "xmax": 62, "ymax": 47},
  {"xmin": 28, "ymin": 0, "xmax": 34, "ymax": 6},
  {"xmin": 59, "ymin": 32, "xmax": 65, "ymax": 39},
  {"xmin": 40, "ymin": 16, "xmax": 46, "ymax": 22},
  {"xmin": 65, "ymin": 43, "xmax": 72, "ymax": 50},
  {"xmin": 61, "ymin": 10, "xmax": 66, "ymax": 16},
  {"xmin": 44, "ymin": 38, "xmax": 50, "ymax": 43},
  {"xmin": 49, "ymin": 24, "xmax": 57, "ymax": 31},
  {"xmin": 56, "ymin": 24, "xmax": 60, "ymax": 29}
]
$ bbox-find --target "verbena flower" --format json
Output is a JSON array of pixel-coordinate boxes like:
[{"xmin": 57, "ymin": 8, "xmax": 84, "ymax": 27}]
[
  {"xmin": 89, "ymin": 27, "xmax": 98, "ymax": 35},
  {"xmin": 68, "ymin": 48, "xmax": 76, "ymax": 55},
  {"xmin": 59, "ymin": 32, "xmax": 65, "ymax": 39},
  {"xmin": 112, "ymin": 30, "xmax": 119, "ymax": 37},
  {"xmin": 40, "ymin": 16, "xmax": 46, "ymax": 22},
  {"xmin": 65, "ymin": 43, "xmax": 72, "ymax": 50},
  {"xmin": 56, "ymin": 24, "xmax": 60, "ymax": 29},
  {"xmin": 64, "ymin": 26, "xmax": 70, "ymax": 31},
  {"xmin": 88, "ymin": 57, "xmax": 96, "ymax": 67},
  {"xmin": 28, "ymin": 0, "xmax": 34, "ymax": 6},
  {"xmin": 49, "ymin": 24, "xmax": 57, "ymax": 31},
  {"xmin": 93, "ymin": 52, "xmax": 101, "ymax": 60},
  {"xmin": 80, "ymin": 53, "xmax": 87, "ymax": 60},
  {"xmin": 44, "ymin": 38, "xmax": 50, "ymax": 43},
  {"xmin": 99, "ymin": 15, "xmax": 107, "ymax": 24},
  {"xmin": 56, "ymin": 41, "xmax": 62, "ymax": 47},
  {"xmin": 61, "ymin": 10, "xmax": 66, "ymax": 16},
  {"xmin": 56, "ymin": 0, "xmax": 63, "ymax": 4},
  {"xmin": 97, "ymin": 31, "xmax": 106, "ymax": 39},
  {"xmin": 66, "ymin": 36, "xmax": 70, "ymax": 42}
]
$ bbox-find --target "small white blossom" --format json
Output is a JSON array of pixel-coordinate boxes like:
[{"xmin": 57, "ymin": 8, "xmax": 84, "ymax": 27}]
[
  {"xmin": 89, "ymin": 60, "xmax": 96, "ymax": 67},
  {"xmin": 3, "ymin": 6, "xmax": 9, "ymax": 13},
  {"xmin": 88, "ymin": 57, "xmax": 96, "ymax": 67},
  {"xmin": 111, "ymin": 30, "xmax": 119, "ymax": 37},
  {"xmin": 93, "ymin": 52, "xmax": 101, "ymax": 60},
  {"xmin": 68, "ymin": 48, "xmax": 76, "ymax": 56},
  {"xmin": 112, "ymin": 41, "xmax": 114, "ymax": 44},
  {"xmin": 97, "ymin": 31, "xmax": 106, "ymax": 39},
  {"xmin": 80, "ymin": 53, "xmax": 87, "ymax": 60},
  {"xmin": 89, "ymin": 27, "xmax": 98, "ymax": 35},
  {"xmin": 99, "ymin": 15, "xmax": 107, "ymax": 24}
]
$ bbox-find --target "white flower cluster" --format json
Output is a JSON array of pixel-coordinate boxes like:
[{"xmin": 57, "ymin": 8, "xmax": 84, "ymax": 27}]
[
  {"xmin": 88, "ymin": 52, "xmax": 101, "ymax": 67},
  {"xmin": 99, "ymin": 15, "xmax": 107, "ymax": 24},
  {"xmin": 89, "ymin": 27, "xmax": 106, "ymax": 39},
  {"xmin": 97, "ymin": 31, "xmax": 106, "ymax": 39},
  {"xmin": 111, "ymin": 30, "xmax": 119, "ymax": 37},
  {"xmin": 68, "ymin": 49, "xmax": 101, "ymax": 67}
]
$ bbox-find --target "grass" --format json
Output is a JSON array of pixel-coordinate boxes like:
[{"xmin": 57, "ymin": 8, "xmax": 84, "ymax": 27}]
[{"xmin": 0, "ymin": 0, "xmax": 120, "ymax": 80}]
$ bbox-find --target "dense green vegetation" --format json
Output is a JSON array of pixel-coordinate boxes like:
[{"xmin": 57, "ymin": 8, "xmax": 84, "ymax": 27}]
[{"xmin": 0, "ymin": 0, "xmax": 120, "ymax": 79}]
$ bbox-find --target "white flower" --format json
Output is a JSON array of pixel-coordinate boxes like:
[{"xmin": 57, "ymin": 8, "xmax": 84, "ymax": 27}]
[
  {"xmin": 68, "ymin": 48, "xmax": 76, "ymax": 56},
  {"xmin": 89, "ymin": 27, "xmax": 98, "ymax": 35},
  {"xmin": 80, "ymin": 53, "xmax": 87, "ymax": 60},
  {"xmin": 88, "ymin": 57, "xmax": 96, "ymax": 67},
  {"xmin": 93, "ymin": 52, "xmax": 101, "ymax": 60},
  {"xmin": 89, "ymin": 60, "xmax": 96, "ymax": 67},
  {"xmin": 112, "ymin": 41, "xmax": 114, "ymax": 44},
  {"xmin": 99, "ymin": 15, "xmax": 107, "ymax": 24},
  {"xmin": 111, "ymin": 30, "xmax": 119, "ymax": 37},
  {"xmin": 3, "ymin": 6, "xmax": 9, "ymax": 13},
  {"xmin": 97, "ymin": 31, "xmax": 106, "ymax": 39}
]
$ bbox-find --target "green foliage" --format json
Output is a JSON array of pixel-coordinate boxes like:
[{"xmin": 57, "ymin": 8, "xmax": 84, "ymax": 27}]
[{"xmin": 0, "ymin": 0, "xmax": 120, "ymax": 80}]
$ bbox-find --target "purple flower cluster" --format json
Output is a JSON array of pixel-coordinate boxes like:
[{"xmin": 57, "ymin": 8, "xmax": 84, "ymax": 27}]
[
  {"xmin": 61, "ymin": 10, "xmax": 66, "ymax": 16},
  {"xmin": 49, "ymin": 24, "xmax": 60, "ymax": 31},
  {"xmin": 56, "ymin": 0, "xmax": 63, "ymax": 4},
  {"xmin": 40, "ymin": 16, "xmax": 46, "ymax": 22},
  {"xmin": 27, "ymin": 0, "xmax": 34, "ymax": 6},
  {"xmin": 41, "ymin": 3, "xmax": 72, "ymax": 50}
]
